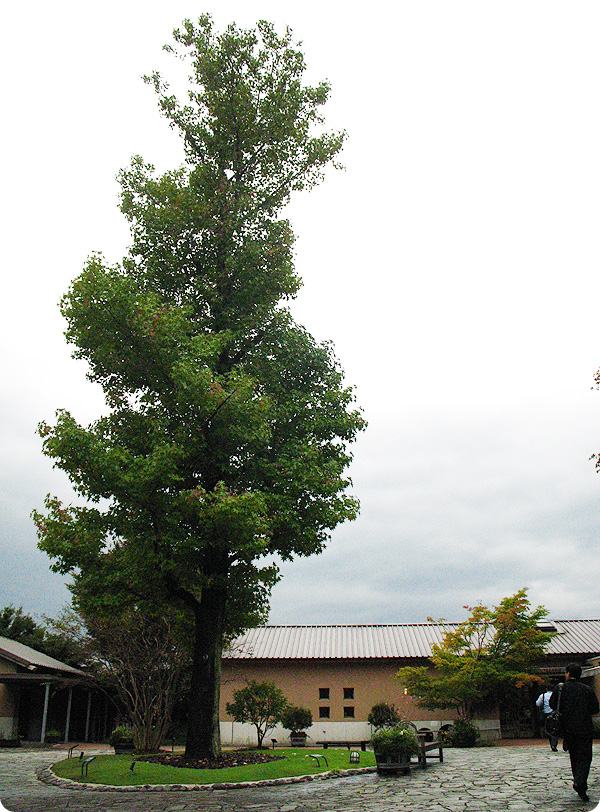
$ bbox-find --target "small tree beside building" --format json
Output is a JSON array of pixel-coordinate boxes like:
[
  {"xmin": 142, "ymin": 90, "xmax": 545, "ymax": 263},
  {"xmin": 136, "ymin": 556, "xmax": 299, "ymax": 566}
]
[
  {"xmin": 226, "ymin": 680, "xmax": 289, "ymax": 748},
  {"xmin": 397, "ymin": 589, "xmax": 552, "ymax": 723},
  {"xmin": 368, "ymin": 702, "xmax": 401, "ymax": 729}
]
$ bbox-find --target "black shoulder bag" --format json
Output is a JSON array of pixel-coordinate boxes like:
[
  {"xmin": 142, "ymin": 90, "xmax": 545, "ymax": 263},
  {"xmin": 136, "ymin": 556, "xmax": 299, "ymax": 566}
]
[{"xmin": 545, "ymin": 683, "xmax": 563, "ymax": 738}]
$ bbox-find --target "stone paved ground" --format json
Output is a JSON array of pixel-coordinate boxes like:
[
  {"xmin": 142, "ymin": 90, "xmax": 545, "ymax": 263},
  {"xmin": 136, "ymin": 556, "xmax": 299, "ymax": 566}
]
[{"xmin": 0, "ymin": 743, "xmax": 599, "ymax": 812}]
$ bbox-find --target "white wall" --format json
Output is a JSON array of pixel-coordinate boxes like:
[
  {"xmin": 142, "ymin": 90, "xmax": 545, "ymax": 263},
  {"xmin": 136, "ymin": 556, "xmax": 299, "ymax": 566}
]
[
  {"xmin": 219, "ymin": 718, "xmax": 499, "ymax": 747},
  {"xmin": 219, "ymin": 721, "xmax": 373, "ymax": 748},
  {"xmin": 0, "ymin": 716, "xmax": 16, "ymax": 738}
]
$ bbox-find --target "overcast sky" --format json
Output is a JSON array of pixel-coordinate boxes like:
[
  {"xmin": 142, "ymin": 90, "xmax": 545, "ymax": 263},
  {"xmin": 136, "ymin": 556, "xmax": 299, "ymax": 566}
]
[{"xmin": 2, "ymin": 1, "xmax": 600, "ymax": 627}]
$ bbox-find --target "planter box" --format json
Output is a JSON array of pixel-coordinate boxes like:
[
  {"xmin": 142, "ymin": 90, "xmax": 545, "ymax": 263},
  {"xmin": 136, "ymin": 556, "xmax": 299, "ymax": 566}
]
[
  {"xmin": 113, "ymin": 741, "xmax": 135, "ymax": 754},
  {"xmin": 290, "ymin": 733, "xmax": 308, "ymax": 747},
  {"xmin": 0, "ymin": 739, "xmax": 21, "ymax": 748},
  {"xmin": 374, "ymin": 751, "xmax": 412, "ymax": 775}
]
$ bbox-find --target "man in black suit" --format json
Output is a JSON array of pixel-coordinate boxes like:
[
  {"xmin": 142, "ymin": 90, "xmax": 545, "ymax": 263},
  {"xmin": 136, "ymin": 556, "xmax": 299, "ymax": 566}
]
[{"xmin": 550, "ymin": 662, "xmax": 599, "ymax": 802}]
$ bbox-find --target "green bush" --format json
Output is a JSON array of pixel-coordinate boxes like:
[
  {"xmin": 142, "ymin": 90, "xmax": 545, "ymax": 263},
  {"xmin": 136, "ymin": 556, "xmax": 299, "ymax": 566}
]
[
  {"xmin": 109, "ymin": 726, "xmax": 134, "ymax": 746},
  {"xmin": 368, "ymin": 702, "xmax": 401, "ymax": 729},
  {"xmin": 45, "ymin": 730, "xmax": 62, "ymax": 743},
  {"xmin": 281, "ymin": 706, "xmax": 312, "ymax": 733},
  {"xmin": 371, "ymin": 724, "xmax": 420, "ymax": 759},
  {"xmin": 448, "ymin": 718, "xmax": 480, "ymax": 747}
]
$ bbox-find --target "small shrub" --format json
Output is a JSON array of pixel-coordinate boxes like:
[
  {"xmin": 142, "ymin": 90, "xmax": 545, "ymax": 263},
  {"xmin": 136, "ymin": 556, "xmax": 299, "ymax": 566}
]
[
  {"xmin": 368, "ymin": 702, "xmax": 401, "ymax": 729},
  {"xmin": 281, "ymin": 706, "xmax": 313, "ymax": 733},
  {"xmin": 109, "ymin": 725, "xmax": 134, "ymax": 746},
  {"xmin": 45, "ymin": 730, "xmax": 62, "ymax": 743},
  {"xmin": 448, "ymin": 718, "xmax": 480, "ymax": 748}
]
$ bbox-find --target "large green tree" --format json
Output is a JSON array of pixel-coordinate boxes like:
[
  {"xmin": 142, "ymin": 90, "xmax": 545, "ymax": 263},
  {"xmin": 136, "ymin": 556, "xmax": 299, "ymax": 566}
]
[
  {"xmin": 33, "ymin": 16, "xmax": 364, "ymax": 760},
  {"xmin": 397, "ymin": 589, "xmax": 552, "ymax": 721}
]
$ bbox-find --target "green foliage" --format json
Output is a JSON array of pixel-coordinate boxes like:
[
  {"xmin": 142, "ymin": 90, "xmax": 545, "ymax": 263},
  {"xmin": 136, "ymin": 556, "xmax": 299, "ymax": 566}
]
[
  {"xmin": 447, "ymin": 718, "xmax": 480, "ymax": 747},
  {"xmin": 226, "ymin": 680, "xmax": 289, "ymax": 748},
  {"xmin": 368, "ymin": 702, "xmax": 401, "ymax": 729},
  {"xmin": 44, "ymin": 730, "xmax": 63, "ymax": 743},
  {"xmin": 397, "ymin": 589, "xmax": 551, "ymax": 720},
  {"xmin": 371, "ymin": 724, "xmax": 420, "ymax": 758},
  {"xmin": 0, "ymin": 605, "xmax": 84, "ymax": 668},
  {"xmin": 281, "ymin": 705, "xmax": 312, "ymax": 733},
  {"xmin": 108, "ymin": 726, "xmax": 134, "ymax": 745},
  {"xmin": 0, "ymin": 605, "xmax": 45, "ymax": 648},
  {"xmin": 32, "ymin": 15, "xmax": 364, "ymax": 760}
]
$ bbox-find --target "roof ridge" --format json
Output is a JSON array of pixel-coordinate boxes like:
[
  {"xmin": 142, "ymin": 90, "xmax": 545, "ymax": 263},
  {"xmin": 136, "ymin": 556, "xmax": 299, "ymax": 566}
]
[
  {"xmin": 252, "ymin": 622, "xmax": 459, "ymax": 628},
  {"xmin": 226, "ymin": 620, "xmax": 600, "ymax": 660}
]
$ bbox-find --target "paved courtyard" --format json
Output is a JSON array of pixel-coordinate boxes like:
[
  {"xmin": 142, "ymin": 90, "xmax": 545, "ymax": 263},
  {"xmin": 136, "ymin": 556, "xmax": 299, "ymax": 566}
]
[{"xmin": 1, "ymin": 743, "xmax": 599, "ymax": 812}]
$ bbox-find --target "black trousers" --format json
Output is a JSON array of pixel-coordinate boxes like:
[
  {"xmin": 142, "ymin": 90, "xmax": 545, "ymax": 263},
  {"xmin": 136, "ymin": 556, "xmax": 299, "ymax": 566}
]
[{"xmin": 564, "ymin": 733, "xmax": 593, "ymax": 790}]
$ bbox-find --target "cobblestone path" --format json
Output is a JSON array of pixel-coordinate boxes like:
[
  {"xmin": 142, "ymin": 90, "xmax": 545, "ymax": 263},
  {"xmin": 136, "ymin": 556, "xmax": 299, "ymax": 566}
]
[{"xmin": 1, "ymin": 744, "xmax": 599, "ymax": 812}]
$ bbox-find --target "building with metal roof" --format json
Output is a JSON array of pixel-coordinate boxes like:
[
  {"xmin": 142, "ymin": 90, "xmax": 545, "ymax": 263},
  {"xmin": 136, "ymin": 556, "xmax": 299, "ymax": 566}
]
[
  {"xmin": 0, "ymin": 636, "xmax": 110, "ymax": 744},
  {"xmin": 224, "ymin": 620, "xmax": 600, "ymax": 662},
  {"xmin": 0, "ymin": 636, "xmax": 85, "ymax": 677},
  {"xmin": 220, "ymin": 621, "xmax": 600, "ymax": 746}
]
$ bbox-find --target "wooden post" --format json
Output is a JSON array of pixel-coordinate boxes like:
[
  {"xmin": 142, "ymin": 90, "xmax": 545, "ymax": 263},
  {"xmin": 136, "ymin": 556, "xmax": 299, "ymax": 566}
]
[
  {"xmin": 40, "ymin": 683, "xmax": 50, "ymax": 743},
  {"xmin": 84, "ymin": 691, "xmax": 92, "ymax": 742},
  {"xmin": 103, "ymin": 697, "xmax": 108, "ymax": 741},
  {"xmin": 64, "ymin": 686, "xmax": 73, "ymax": 744}
]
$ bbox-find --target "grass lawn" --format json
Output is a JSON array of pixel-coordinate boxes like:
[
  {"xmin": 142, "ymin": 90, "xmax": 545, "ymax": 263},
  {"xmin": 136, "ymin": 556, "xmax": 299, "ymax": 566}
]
[{"xmin": 52, "ymin": 748, "xmax": 376, "ymax": 787}]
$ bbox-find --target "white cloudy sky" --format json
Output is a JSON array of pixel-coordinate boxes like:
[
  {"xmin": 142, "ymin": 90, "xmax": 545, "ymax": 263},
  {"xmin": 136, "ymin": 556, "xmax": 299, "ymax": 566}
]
[{"xmin": 2, "ymin": 1, "xmax": 600, "ymax": 626}]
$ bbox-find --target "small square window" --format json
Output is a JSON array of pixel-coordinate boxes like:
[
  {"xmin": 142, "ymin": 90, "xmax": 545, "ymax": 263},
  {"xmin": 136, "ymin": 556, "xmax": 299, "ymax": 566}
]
[
  {"xmin": 319, "ymin": 688, "xmax": 330, "ymax": 700},
  {"xmin": 344, "ymin": 706, "xmax": 355, "ymax": 718},
  {"xmin": 343, "ymin": 687, "xmax": 354, "ymax": 700},
  {"xmin": 319, "ymin": 706, "xmax": 330, "ymax": 718}
]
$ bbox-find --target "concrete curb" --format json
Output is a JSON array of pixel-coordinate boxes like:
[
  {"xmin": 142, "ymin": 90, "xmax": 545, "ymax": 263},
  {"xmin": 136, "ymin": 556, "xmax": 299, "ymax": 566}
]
[{"xmin": 38, "ymin": 764, "xmax": 378, "ymax": 793}]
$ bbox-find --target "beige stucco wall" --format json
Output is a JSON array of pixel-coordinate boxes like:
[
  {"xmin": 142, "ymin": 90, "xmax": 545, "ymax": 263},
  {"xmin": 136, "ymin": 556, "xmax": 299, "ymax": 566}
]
[
  {"xmin": 221, "ymin": 658, "xmax": 422, "ymax": 722},
  {"xmin": 220, "ymin": 657, "xmax": 500, "ymax": 745},
  {"xmin": 0, "ymin": 655, "xmax": 18, "ymax": 738}
]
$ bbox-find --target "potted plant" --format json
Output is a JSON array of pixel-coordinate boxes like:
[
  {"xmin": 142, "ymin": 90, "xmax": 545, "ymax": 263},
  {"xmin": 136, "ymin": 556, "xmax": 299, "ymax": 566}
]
[
  {"xmin": 109, "ymin": 725, "xmax": 135, "ymax": 754},
  {"xmin": 44, "ymin": 729, "xmax": 63, "ymax": 744},
  {"xmin": 0, "ymin": 735, "xmax": 20, "ymax": 748},
  {"xmin": 282, "ymin": 706, "xmax": 313, "ymax": 747},
  {"xmin": 371, "ymin": 723, "xmax": 420, "ymax": 774}
]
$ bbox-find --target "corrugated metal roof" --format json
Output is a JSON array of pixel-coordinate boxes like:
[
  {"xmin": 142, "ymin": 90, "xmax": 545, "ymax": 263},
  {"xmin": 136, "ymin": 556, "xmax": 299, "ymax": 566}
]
[
  {"xmin": 225, "ymin": 620, "xmax": 600, "ymax": 661},
  {"xmin": 0, "ymin": 636, "xmax": 85, "ymax": 676}
]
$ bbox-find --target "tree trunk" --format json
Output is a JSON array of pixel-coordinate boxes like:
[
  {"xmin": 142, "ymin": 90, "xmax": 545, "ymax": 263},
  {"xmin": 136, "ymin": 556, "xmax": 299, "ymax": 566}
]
[{"xmin": 184, "ymin": 581, "xmax": 228, "ymax": 760}]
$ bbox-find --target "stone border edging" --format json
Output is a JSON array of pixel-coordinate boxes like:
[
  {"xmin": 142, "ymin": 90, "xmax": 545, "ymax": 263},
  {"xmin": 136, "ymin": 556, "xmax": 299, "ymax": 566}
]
[{"xmin": 38, "ymin": 764, "xmax": 377, "ymax": 792}]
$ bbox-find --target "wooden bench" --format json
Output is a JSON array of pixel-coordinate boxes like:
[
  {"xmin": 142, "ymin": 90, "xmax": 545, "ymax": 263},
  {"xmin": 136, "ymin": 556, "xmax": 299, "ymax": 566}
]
[
  {"xmin": 316, "ymin": 740, "xmax": 368, "ymax": 752},
  {"xmin": 417, "ymin": 734, "xmax": 443, "ymax": 768}
]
